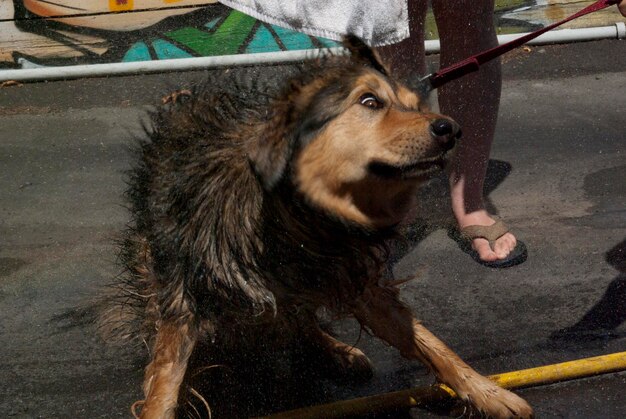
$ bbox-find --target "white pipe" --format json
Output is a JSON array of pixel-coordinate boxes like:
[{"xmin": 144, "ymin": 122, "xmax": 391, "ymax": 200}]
[
  {"xmin": 0, "ymin": 48, "xmax": 347, "ymax": 82},
  {"xmin": 425, "ymin": 22, "xmax": 625, "ymax": 53},
  {"xmin": 0, "ymin": 23, "xmax": 624, "ymax": 82}
]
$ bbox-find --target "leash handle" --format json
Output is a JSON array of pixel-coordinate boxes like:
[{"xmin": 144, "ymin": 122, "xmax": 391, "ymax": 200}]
[{"xmin": 427, "ymin": 0, "xmax": 620, "ymax": 89}]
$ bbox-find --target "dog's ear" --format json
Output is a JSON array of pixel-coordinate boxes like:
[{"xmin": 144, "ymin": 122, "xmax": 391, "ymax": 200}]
[
  {"xmin": 248, "ymin": 104, "xmax": 294, "ymax": 191},
  {"xmin": 342, "ymin": 35, "xmax": 389, "ymax": 76}
]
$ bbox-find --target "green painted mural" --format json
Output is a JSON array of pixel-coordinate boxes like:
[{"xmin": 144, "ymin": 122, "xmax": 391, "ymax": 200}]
[
  {"xmin": 0, "ymin": 0, "xmax": 623, "ymax": 69},
  {"xmin": 121, "ymin": 11, "xmax": 340, "ymax": 62}
]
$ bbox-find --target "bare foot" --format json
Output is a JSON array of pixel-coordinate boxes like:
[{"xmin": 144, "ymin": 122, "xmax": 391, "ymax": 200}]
[{"xmin": 457, "ymin": 210, "xmax": 517, "ymax": 263}]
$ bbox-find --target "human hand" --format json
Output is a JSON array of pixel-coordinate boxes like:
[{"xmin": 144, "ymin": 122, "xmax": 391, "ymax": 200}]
[{"xmin": 619, "ymin": 1, "xmax": 626, "ymax": 17}]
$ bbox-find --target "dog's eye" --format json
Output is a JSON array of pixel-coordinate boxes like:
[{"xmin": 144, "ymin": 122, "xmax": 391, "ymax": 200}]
[{"xmin": 359, "ymin": 93, "xmax": 383, "ymax": 109}]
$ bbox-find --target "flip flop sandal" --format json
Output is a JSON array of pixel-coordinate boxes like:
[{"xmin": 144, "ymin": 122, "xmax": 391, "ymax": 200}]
[{"xmin": 448, "ymin": 220, "xmax": 528, "ymax": 268}]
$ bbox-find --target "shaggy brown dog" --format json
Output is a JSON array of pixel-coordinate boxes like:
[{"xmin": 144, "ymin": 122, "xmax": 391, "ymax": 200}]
[{"xmin": 103, "ymin": 37, "xmax": 533, "ymax": 418}]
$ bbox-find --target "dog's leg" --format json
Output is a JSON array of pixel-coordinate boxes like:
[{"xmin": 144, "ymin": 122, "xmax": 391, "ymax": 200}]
[
  {"xmin": 139, "ymin": 319, "xmax": 197, "ymax": 419},
  {"xmin": 353, "ymin": 286, "xmax": 533, "ymax": 418},
  {"xmin": 303, "ymin": 322, "xmax": 373, "ymax": 382}
]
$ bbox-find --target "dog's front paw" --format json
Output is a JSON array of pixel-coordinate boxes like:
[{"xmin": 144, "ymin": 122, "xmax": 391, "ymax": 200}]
[
  {"xmin": 309, "ymin": 330, "xmax": 374, "ymax": 383},
  {"xmin": 453, "ymin": 374, "xmax": 533, "ymax": 418},
  {"xmin": 315, "ymin": 342, "xmax": 373, "ymax": 383},
  {"xmin": 332, "ymin": 345, "xmax": 374, "ymax": 381}
]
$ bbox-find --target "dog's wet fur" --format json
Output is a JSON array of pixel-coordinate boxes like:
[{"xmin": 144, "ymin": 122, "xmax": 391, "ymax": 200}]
[{"xmin": 101, "ymin": 37, "xmax": 533, "ymax": 418}]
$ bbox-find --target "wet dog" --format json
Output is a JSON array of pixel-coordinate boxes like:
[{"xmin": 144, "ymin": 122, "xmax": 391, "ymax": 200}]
[{"xmin": 103, "ymin": 37, "xmax": 533, "ymax": 418}]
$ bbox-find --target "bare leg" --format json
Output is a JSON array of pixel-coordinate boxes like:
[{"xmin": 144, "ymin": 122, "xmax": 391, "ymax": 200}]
[
  {"xmin": 139, "ymin": 320, "xmax": 197, "ymax": 419},
  {"xmin": 353, "ymin": 286, "xmax": 533, "ymax": 417},
  {"xmin": 432, "ymin": 0, "xmax": 517, "ymax": 263},
  {"xmin": 376, "ymin": 0, "xmax": 427, "ymax": 79},
  {"xmin": 380, "ymin": 1, "xmax": 516, "ymax": 263}
]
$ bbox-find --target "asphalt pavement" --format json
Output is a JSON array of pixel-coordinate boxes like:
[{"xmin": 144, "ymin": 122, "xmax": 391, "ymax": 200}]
[{"xmin": 0, "ymin": 39, "xmax": 625, "ymax": 418}]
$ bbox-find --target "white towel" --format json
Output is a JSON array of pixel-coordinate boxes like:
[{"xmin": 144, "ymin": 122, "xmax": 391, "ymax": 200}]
[{"xmin": 219, "ymin": 0, "xmax": 409, "ymax": 46}]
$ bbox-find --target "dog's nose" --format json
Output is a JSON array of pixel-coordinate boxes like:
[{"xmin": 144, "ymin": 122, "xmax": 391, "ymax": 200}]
[{"xmin": 430, "ymin": 118, "xmax": 461, "ymax": 151}]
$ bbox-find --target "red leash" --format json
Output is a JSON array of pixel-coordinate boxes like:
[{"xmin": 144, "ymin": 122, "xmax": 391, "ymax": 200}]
[{"xmin": 425, "ymin": 0, "xmax": 620, "ymax": 89}]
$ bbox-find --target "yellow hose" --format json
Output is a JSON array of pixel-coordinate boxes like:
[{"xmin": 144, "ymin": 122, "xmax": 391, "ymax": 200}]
[
  {"xmin": 489, "ymin": 351, "xmax": 626, "ymax": 389},
  {"xmin": 262, "ymin": 351, "xmax": 626, "ymax": 419}
]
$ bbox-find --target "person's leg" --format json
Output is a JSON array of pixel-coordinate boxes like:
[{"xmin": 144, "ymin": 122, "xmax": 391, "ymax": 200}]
[
  {"xmin": 432, "ymin": 0, "xmax": 517, "ymax": 263},
  {"xmin": 376, "ymin": 0, "xmax": 427, "ymax": 79}
]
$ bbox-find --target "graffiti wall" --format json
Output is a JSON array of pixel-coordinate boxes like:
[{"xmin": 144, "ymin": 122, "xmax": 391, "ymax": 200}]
[
  {"xmin": 0, "ymin": 0, "xmax": 622, "ymax": 69},
  {"xmin": 0, "ymin": 0, "xmax": 339, "ymax": 68}
]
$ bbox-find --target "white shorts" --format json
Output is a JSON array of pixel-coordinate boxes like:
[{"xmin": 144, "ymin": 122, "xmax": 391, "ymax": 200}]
[{"xmin": 219, "ymin": 0, "xmax": 409, "ymax": 47}]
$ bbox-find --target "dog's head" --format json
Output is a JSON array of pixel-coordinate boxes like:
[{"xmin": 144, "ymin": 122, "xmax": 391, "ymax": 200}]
[{"xmin": 249, "ymin": 36, "xmax": 460, "ymax": 229}]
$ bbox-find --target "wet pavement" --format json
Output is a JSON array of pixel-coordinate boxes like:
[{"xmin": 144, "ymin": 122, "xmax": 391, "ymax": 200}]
[{"xmin": 0, "ymin": 39, "xmax": 625, "ymax": 418}]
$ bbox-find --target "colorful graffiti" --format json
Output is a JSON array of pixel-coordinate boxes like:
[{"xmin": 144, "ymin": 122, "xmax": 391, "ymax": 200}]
[
  {"xmin": 122, "ymin": 10, "xmax": 339, "ymax": 62},
  {"xmin": 0, "ymin": 0, "xmax": 339, "ymax": 68},
  {"xmin": 0, "ymin": 0, "xmax": 623, "ymax": 69}
]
